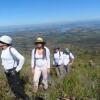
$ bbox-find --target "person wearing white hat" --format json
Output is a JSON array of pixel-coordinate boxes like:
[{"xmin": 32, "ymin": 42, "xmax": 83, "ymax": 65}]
[
  {"xmin": 31, "ymin": 37, "xmax": 50, "ymax": 93},
  {"xmin": 0, "ymin": 35, "xmax": 29, "ymax": 100}
]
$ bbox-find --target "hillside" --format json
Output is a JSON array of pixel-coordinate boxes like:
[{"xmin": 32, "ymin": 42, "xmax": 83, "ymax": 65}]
[{"xmin": 0, "ymin": 21, "xmax": 100, "ymax": 100}]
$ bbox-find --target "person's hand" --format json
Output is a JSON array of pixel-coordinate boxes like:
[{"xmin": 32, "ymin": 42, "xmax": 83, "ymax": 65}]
[
  {"xmin": 68, "ymin": 62, "xmax": 73, "ymax": 66},
  {"xmin": 11, "ymin": 69, "xmax": 16, "ymax": 75}
]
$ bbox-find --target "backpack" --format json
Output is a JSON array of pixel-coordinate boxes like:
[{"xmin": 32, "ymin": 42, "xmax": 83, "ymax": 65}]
[
  {"xmin": 63, "ymin": 49, "xmax": 70, "ymax": 55},
  {"xmin": 63, "ymin": 49, "xmax": 72, "ymax": 61},
  {"xmin": 34, "ymin": 47, "xmax": 47, "ymax": 68},
  {"xmin": 58, "ymin": 51, "xmax": 61, "ymax": 58}
]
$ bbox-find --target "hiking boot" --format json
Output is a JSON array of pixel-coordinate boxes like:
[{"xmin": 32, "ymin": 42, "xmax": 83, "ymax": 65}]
[{"xmin": 43, "ymin": 85, "xmax": 48, "ymax": 90}]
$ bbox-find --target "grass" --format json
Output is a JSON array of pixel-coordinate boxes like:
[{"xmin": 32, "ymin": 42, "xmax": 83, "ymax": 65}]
[
  {"xmin": 0, "ymin": 47, "xmax": 100, "ymax": 100},
  {"xmin": 0, "ymin": 50, "xmax": 100, "ymax": 100},
  {"xmin": 25, "ymin": 49, "xmax": 100, "ymax": 99}
]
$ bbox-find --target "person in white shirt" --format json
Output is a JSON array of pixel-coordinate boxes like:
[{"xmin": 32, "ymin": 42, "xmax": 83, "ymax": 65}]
[
  {"xmin": 31, "ymin": 37, "xmax": 50, "ymax": 93},
  {"xmin": 63, "ymin": 48, "xmax": 75, "ymax": 74},
  {"xmin": 0, "ymin": 35, "xmax": 29, "ymax": 100},
  {"xmin": 53, "ymin": 47, "xmax": 65, "ymax": 77}
]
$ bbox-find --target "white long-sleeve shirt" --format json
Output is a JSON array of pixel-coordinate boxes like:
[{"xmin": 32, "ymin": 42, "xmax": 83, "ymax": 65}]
[
  {"xmin": 31, "ymin": 47, "xmax": 50, "ymax": 69},
  {"xmin": 53, "ymin": 51, "xmax": 63, "ymax": 66},
  {"xmin": 1, "ymin": 46, "xmax": 24, "ymax": 72},
  {"xmin": 63, "ymin": 52, "xmax": 74, "ymax": 65}
]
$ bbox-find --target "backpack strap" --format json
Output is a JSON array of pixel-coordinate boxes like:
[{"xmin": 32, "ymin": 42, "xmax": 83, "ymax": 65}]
[
  {"xmin": 59, "ymin": 51, "xmax": 61, "ymax": 58},
  {"xmin": 34, "ymin": 48, "xmax": 36, "ymax": 69},
  {"xmin": 69, "ymin": 53, "xmax": 73, "ymax": 62},
  {"xmin": 34, "ymin": 47, "xmax": 47, "ymax": 69},
  {"xmin": 9, "ymin": 46, "xmax": 18, "ymax": 68},
  {"xmin": 43, "ymin": 47, "xmax": 47, "ymax": 59}
]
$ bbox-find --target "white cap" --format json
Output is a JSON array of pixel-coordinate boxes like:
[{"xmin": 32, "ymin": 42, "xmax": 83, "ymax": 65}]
[{"xmin": 0, "ymin": 35, "xmax": 12, "ymax": 45}]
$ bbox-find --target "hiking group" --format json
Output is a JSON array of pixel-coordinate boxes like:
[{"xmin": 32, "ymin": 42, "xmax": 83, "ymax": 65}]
[{"xmin": 0, "ymin": 35, "xmax": 74, "ymax": 100}]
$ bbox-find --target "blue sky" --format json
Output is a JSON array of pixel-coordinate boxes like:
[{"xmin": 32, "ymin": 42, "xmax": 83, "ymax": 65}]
[{"xmin": 0, "ymin": 0, "xmax": 100, "ymax": 26}]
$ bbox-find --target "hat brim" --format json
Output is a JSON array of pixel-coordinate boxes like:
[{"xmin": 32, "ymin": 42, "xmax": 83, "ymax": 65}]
[
  {"xmin": 35, "ymin": 41, "xmax": 46, "ymax": 45},
  {"xmin": 0, "ymin": 41, "xmax": 9, "ymax": 45},
  {"xmin": 0, "ymin": 41, "xmax": 11, "ymax": 46}
]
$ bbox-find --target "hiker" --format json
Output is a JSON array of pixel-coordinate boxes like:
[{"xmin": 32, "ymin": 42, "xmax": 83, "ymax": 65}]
[
  {"xmin": 0, "ymin": 35, "xmax": 29, "ymax": 100},
  {"xmin": 63, "ymin": 48, "xmax": 75, "ymax": 74},
  {"xmin": 31, "ymin": 37, "xmax": 50, "ymax": 93},
  {"xmin": 53, "ymin": 47, "xmax": 65, "ymax": 77}
]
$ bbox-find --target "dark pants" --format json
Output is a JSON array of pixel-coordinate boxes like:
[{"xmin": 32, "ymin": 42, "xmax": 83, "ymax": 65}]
[
  {"xmin": 64, "ymin": 65, "xmax": 70, "ymax": 74},
  {"xmin": 55, "ymin": 65, "xmax": 66, "ymax": 77},
  {"xmin": 5, "ymin": 70, "xmax": 29, "ymax": 100}
]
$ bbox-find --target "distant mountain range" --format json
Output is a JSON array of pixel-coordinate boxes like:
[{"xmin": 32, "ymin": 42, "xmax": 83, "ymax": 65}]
[{"xmin": 0, "ymin": 20, "xmax": 100, "ymax": 34}]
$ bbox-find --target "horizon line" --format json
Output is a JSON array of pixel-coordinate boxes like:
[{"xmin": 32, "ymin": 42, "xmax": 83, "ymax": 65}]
[{"xmin": 0, "ymin": 19, "xmax": 100, "ymax": 28}]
